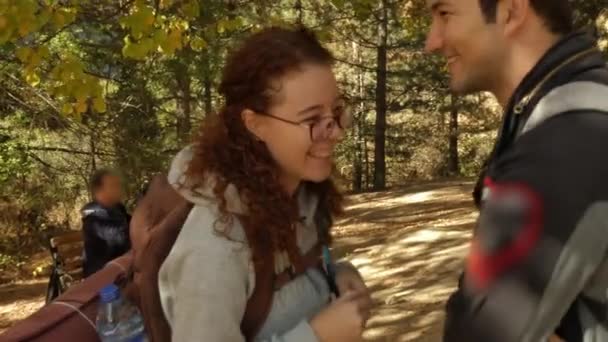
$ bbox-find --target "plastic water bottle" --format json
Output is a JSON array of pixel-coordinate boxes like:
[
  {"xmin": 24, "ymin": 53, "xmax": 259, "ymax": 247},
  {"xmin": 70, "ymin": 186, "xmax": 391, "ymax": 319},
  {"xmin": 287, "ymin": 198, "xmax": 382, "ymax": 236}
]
[{"xmin": 96, "ymin": 284, "xmax": 147, "ymax": 342}]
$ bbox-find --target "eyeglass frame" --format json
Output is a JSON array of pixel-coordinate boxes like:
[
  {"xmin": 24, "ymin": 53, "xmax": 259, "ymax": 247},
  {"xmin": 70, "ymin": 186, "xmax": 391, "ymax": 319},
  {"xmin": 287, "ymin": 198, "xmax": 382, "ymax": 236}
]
[{"xmin": 252, "ymin": 104, "xmax": 352, "ymax": 142}]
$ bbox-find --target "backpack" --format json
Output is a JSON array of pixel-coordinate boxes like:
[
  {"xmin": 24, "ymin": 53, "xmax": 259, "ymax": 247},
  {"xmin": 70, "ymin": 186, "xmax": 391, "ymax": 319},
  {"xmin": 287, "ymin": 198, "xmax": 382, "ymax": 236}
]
[
  {"xmin": 122, "ymin": 174, "xmax": 325, "ymax": 342},
  {"xmin": 519, "ymin": 80, "xmax": 608, "ymax": 338}
]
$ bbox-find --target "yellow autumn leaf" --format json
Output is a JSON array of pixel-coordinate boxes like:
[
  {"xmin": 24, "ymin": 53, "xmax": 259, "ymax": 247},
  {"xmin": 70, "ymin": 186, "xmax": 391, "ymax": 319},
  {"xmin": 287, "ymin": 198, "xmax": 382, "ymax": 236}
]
[
  {"xmin": 37, "ymin": 8, "xmax": 51, "ymax": 27},
  {"xmin": 29, "ymin": 52, "xmax": 42, "ymax": 67},
  {"xmin": 75, "ymin": 100, "xmax": 88, "ymax": 114},
  {"xmin": 49, "ymin": 65, "xmax": 61, "ymax": 79},
  {"xmin": 16, "ymin": 47, "xmax": 33, "ymax": 63},
  {"xmin": 159, "ymin": 0, "xmax": 173, "ymax": 9},
  {"xmin": 94, "ymin": 84, "xmax": 104, "ymax": 98},
  {"xmin": 61, "ymin": 103, "xmax": 73, "ymax": 115},
  {"xmin": 64, "ymin": 57, "xmax": 83, "ymax": 76},
  {"xmin": 141, "ymin": 7, "xmax": 155, "ymax": 28},
  {"xmin": 59, "ymin": 68, "xmax": 72, "ymax": 82},
  {"xmin": 25, "ymin": 71, "xmax": 40, "ymax": 87},
  {"xmin": 152, "ymin": 28, "xmax": 168, "ymax": 45},
  {"xmin": 93, "ymin": 97, "xmax": 106, "ymax": 113},
  {"xmin": 74, "ymin": 86, "xmax": 88, "ymax": 105},
  {"xmin": 8, "ymin": 5, "xmax": 18, "ymax": 15},
  {"xmin": 0, "ymin": 25, "xmax": 14, "ymax": 44},
  {"xmin": 62, "ymin": 8, "xmax": 77, "ymax": 25},
  {"xmin": 190, "ymin": 36, "xmax": 207, "ymax": 52},
  {"xmin": 18, "ymin": 20, "xmax": 32, "ymax": 37},
  {"xmin": 52, "ymin": 12, "xmax": 66, "ymax": 28},
  {"xmin": 181, "ymin": 34, "xmax": 190, "ymax": 45},
  {"xmin": 217, "ymin": 19, "xmax": 227, "ymax": 33},
  {"xmin": 122, "ymin": 41, "xmax": 138, "ymax": 58},
  {"xmin": 168, "ymin": 28, "xmax": 183, "ymax": 49},
  {"xmin": 140, "ymin": 37, "xmax": 154, "ymax": 53},
  {"xmin": 180, "ymin": 1, "xmax": 199, "ymax": 19},
  {"xmin": 38, "ymin": 46, "xmax": 50, "ymax": 59}
]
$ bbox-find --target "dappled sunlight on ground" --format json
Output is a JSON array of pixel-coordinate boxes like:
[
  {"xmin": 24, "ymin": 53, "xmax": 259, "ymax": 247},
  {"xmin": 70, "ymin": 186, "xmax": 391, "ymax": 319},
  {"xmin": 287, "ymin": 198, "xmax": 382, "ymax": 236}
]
[
  {"xmin": 334, "ymin": 180, "xmax": 477, "ymax": 341},
  {"xmin": 0, "ymin": 280, "xmax": 46, "ymax": 333}
]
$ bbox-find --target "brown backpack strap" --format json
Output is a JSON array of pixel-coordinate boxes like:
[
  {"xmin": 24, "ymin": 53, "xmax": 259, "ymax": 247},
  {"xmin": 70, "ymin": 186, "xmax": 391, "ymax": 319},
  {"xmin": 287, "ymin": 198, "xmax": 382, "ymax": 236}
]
[
  {"xmin": 241, "ymin": 241, "xmax": 323, "ymax": 341},
  {"xmin": 274, "ymin": 243, "xmax": 323, "ymax": 290},
  {"xmin": 241, "ymin": 249, "xmax": 275, "ymax": 341}
]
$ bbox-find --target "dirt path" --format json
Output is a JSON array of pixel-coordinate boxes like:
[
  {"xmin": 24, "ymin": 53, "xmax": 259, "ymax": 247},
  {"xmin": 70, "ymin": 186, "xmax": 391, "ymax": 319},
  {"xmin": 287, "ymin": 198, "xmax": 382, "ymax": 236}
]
[
  {"xmin": 0, "ymin": 279, "xmax": 46, "ymax": 334},
  {"xmin": 333, "ymin": 180, "xmax": 476, "ymax": 341},
  {"xmin": 0, "ymin": 180, "xmax": 476, "ymax": 339}
]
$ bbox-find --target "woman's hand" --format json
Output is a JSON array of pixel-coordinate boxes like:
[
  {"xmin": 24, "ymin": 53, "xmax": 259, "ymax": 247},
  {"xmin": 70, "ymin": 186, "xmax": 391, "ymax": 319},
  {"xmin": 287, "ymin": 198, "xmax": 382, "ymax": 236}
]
[
  {"xmin": 310, "ymin": 291, "xmax": 369, "ymax": 342},
  {"xmin": 335, "ymin": 263, "xmax": 372, "ymax": 319}
]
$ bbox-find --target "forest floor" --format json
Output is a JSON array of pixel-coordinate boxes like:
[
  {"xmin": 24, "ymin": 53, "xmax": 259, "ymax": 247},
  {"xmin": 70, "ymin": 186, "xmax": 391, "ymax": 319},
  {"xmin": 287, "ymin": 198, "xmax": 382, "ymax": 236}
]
[{"xmin": 0, "ymin": 179, "xmax": 477, "ymax": 341}]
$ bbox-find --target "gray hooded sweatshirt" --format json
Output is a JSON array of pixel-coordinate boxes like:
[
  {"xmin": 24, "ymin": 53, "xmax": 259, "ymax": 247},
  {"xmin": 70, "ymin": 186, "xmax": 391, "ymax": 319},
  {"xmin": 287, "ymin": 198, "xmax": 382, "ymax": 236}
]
[{"xmin": 158, "ymin": 147, "xmax": 331, "ymax": 341}]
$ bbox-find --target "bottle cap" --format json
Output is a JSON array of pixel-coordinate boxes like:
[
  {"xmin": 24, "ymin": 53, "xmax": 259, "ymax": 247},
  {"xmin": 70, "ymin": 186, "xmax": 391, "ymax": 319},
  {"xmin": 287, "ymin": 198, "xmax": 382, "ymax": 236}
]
[{"xmin": 99, "ymin": 284, "xmax": 120, "ymax": 303}]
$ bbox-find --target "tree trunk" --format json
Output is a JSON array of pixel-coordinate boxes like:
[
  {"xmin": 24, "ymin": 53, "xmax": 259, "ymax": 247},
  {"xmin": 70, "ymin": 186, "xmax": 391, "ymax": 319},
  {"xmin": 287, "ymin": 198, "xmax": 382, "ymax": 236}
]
[
  {"xmin": 173, "ymin": 61, "xmax": 192, "ymax": 144},
  {"xmin": 353, "ymin": 42, "xmax": 363, "ymax": 192},
  {"xmin": 295, "ymin": 0, "xmax": 303, "ymax": 25},
  {"xmin": 364, "ymin": 132, "xmax": 370, "ymax": 189},
  {"xmin": 447, "ymin": 94, "xmax": 460, "ymax": 176},
  {"xmin": 373, "ymin": 0, "xmax": 388, "ymax": 190},
  {"xmin": 353, "ymin": 124, "xmax": 363, "ymax": 192},
  {"xmin": 90, "ymin": 134, "xmax": 97, "ymax": 172},
  {"xmin": 203, "ymin": 54, "xmax": 213, "ymax": 117},
  {"xmin": 89, "ymin": 131, "xmax": 97, "ymax": 200}
]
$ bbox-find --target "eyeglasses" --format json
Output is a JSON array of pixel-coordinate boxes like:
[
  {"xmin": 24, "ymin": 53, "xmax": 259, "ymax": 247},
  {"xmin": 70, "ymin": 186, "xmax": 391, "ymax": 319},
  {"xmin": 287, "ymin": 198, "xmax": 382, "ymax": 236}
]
[{"xmin": 256, "ymin": 104, "xmax": 353, "ymax": 142}]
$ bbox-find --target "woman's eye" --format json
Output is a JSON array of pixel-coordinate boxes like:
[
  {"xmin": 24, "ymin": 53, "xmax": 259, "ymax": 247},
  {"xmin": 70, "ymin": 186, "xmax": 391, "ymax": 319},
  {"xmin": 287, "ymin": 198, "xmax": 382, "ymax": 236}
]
[
  {"xmin": 439, "ymin": 11, "xmax": 450, "ymax": 18},
  {"xmin": 302, "ymin": 115, "xmax": 321, "ymax": 125}
]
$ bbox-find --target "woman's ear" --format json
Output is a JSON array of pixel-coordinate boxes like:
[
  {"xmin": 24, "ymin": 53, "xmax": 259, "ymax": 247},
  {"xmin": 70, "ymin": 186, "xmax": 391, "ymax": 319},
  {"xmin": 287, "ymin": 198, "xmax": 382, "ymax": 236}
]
[{"xmin": 241, "ymin": 109, "xmax": 265, "ymax": 142}]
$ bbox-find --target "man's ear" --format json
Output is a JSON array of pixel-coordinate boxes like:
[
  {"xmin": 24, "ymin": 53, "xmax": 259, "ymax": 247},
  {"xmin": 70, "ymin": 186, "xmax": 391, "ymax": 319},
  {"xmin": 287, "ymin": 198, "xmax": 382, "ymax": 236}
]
[
  {"xmin": 498, "ymin": 0, "xmax": 530, "ymax": 36},
  {"xmin": 241, "ymin": 109, "xmax": 264, "ymax": 142}
]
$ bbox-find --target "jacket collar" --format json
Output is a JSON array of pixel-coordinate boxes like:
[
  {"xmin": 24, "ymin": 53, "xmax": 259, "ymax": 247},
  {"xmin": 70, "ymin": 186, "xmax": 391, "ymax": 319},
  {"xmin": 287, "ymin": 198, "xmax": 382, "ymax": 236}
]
[{"xmin": 493, "ymin": 30, "xmax": 604, "ymax": 157}]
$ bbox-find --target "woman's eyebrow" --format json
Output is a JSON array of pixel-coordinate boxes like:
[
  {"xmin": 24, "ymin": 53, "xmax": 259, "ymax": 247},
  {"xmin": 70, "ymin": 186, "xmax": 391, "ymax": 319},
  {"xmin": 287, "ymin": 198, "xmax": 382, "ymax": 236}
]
[{"xmin": 297, "ymin": 104, "xmax": 323, "ymax": 116}]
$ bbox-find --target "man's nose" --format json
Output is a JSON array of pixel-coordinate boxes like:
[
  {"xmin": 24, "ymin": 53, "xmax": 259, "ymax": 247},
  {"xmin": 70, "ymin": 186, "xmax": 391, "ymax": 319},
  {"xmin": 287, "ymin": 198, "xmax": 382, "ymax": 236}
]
[{"xmin": 424, "ymin": 21, "xmax": 443, "ymax": 54}]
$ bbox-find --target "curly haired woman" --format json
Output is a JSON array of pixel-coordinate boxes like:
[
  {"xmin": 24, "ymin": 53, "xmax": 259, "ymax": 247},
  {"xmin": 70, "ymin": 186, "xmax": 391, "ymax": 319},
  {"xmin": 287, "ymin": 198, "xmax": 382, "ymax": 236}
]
[{"xmin": 158, "ymin": 27, "xmax": 372, "ymax": 342}]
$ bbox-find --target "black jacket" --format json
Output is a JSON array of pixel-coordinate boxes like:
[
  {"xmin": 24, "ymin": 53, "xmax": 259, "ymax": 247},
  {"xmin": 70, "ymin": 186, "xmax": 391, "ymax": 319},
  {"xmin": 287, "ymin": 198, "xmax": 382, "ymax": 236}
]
[
  {"xmin": 446, "ymin": 32, "xmax": 608, "ymax": 342},
  {"xmin": 81, "ymin": 201, "xmax": 131, "ymax": 277}
]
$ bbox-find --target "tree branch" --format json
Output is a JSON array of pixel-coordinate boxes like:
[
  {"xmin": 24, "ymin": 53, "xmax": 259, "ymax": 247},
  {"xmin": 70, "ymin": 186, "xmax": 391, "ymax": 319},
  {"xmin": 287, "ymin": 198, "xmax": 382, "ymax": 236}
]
[{"xmin": 21, "ymin": 146, "xmax": 116, "ymax": 157}]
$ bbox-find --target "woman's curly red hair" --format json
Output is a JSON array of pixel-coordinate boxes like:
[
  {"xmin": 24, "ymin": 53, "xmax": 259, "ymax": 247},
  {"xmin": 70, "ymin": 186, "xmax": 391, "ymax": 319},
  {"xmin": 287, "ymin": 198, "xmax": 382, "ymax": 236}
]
[{"xmin": 186, "ymin": 27, "xmax": 343, "ymax": 267}]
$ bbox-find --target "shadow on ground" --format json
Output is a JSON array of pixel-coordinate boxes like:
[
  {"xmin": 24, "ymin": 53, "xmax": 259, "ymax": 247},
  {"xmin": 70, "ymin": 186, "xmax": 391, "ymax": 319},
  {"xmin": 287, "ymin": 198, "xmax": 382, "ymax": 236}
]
[{"xmin": 334, "ymin": 180, "xmax": 477, "ymax": 341}]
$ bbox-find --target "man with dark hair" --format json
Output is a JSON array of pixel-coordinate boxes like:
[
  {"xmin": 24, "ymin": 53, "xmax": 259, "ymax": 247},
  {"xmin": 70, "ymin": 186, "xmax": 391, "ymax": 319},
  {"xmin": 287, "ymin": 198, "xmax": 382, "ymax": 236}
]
[
  {"xmin": 81, "ymin": 169, "xmax": 131, "ymax": 277},
  {"xmin": 425, "ymin": 0, "xmax": 608, "ymax": 341},
  {"xmin": 478, "ymin": 0, "xmax": 574, "ymax": 34}
]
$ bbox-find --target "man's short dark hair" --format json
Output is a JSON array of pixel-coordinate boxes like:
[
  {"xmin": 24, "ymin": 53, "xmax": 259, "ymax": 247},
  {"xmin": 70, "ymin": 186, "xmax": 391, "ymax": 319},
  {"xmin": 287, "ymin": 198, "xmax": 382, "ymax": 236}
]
[
  {"xmin": 90, "ymin": 169, "xmax": 114, "ymax": 193},
  {"xmin": 479, "ymin": 0, "xmax": 574, "ymax": 35}
]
